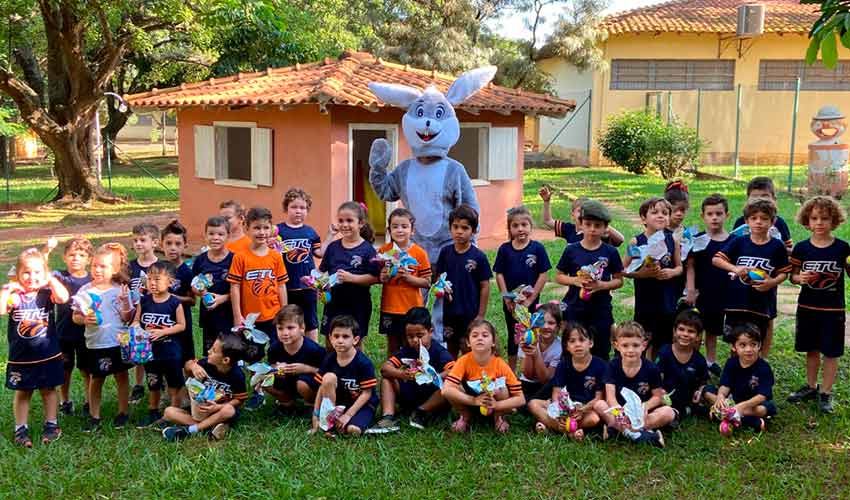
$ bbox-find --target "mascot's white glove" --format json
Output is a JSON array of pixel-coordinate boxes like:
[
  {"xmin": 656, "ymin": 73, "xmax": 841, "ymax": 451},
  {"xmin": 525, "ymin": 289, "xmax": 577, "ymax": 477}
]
[{"xmin": 369, "ymin": 138, "xmax": 392, "ymax": 170}]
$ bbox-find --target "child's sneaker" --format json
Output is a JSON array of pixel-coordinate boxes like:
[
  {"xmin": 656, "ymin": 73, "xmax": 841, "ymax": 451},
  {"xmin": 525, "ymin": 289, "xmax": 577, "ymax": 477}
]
[
  {"xmin": 244, "ymin": 392, "xmax": 265, "ymax": 411},
  {"xmin": 162, "ymin": 426, "xmax": 190, "ymax": 442},
  {"xmin": 368, "ymin": 415, "xmax": 400, "ymax": 434},
  {"xmin": 211, "ymin": 423, "xmax": 230, "ymax": 441},
  {"xmin": 136, "ymin": 410, "xmax": 164, "ymax": 429},
  {"xmin": 112, "ymin": 413, "xmax": 130, "ymax": 429},
  {"xmin": 409, "ymin": 409, "xmax": 431, "ymax": 430},
  {"xmin": 129, "ymin": 384, "xmax": 145, "ymax": 404},
  {"xmin": 819, "ymin": 392, "xmax": 835, "ymax": 414},
  {"xmin": 41, "ymin": 422, "xmax": 62, "ymax": 444},
  {"xmin": 59, "ymin": 400, "xmax": 74, "ymax": 416},
  {"xmin": 82, "ymin": 417, "xmax": 102, "ymax": 433},
  {"xmin": 634, "ymin": 429, "xmax": 665, "ymax": 448},
  {"xmin": 787, "ymin": 384, "xmax": 818, "ymax": 403},
  {"xmin": 707, "ymin": 362, "xmax": 722, "ymax": 377},
  {"xmin": 14, "ymin": 427, "xmax": 32, "ymax": 448},
  {"xmin": 741, "ymin": 416, "xmax": 765, "ymax": 432}
]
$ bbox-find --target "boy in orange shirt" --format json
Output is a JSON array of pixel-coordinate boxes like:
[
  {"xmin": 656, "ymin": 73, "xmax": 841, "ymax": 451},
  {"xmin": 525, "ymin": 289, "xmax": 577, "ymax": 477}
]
[{"xmin": 220, "ymin": 200, "xmax": 252, "ymax": 255}]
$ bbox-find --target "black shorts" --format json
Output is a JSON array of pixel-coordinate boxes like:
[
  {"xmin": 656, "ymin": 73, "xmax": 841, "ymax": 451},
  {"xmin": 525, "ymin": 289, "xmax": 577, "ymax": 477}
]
[
  {"xmin": 443, "ymin": 314, "xmax": 475, "ymax": 354},
  {"xmin": 565, "ymin": 306, "xmax": 614, "ymax": 360},
  {"xmin": 397, "ymin": 380, "xmax": 440, "ymax": 411},
  {"xmin": 273, "ymin": 373, "xmax": 316, "ymax": 399},
  {"xmin": 795, "ymin": 308, "xmax": 845, "ymax": 358},
  {"xmin": 86, "ymin": 346, "xmax": 132, "ymax": 378},
  {"xmin": 379, "ymin": 312, "xmax": 407, "ymax": 339},
  {"xmin": 60, "ymin": 336, "xmax": 89, "ymax": 371},
  {"xmin": 288, "ymin": 288, "xmax": 319, "ymax": 331},
  {"xmin": 699, "ymin": 309, "xmax": 725, "ymax": 337},
  {"xmin": 724, "ymin": 311, "xmax": 769, "ymax": 344},
  {"xmin": 321, "ymin": 302, "xmax": 372, "ymax": 339},
  {"xmin": 634, "ymin": 310, "xmax": 674, "ymax": 349},
  {"xmin": 179, "ymin": 331, "xmax": 195, "ymax": 364},
  {"xmin": 5, "ymin": 357, "xmax": 64, "ymax": 391},
  {"xmin": 144, "ymin": 359, "xmax": 186, "ymax": 391}
]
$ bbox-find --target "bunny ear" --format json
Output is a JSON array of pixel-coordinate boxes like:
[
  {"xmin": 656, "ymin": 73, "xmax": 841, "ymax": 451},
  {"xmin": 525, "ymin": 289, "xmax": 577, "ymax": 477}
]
[
  {"xmin": 446, "ymin": 66, "xmax": 497, "ymax": 105},
  {"xmin": 368, "ymin": 82, "xmax": 423, "ymax": 108}
]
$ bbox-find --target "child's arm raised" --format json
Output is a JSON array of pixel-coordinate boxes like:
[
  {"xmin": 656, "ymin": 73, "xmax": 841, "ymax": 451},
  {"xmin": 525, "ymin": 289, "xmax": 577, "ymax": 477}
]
[
  {"xmin": 538, "ymin": 186, "xmax": 556, "ymax": 229},
  {"xmin": 46, "ymin": 274, "xmax": 70, "ymax": 305},
  {"xmin": 605, "ymin": 225, "xmax": 625, "ymax": 247},
  {"xmin": 0, "ymin": 282, "xmax": 24, "ymax": 315},
  {"xmin": 118, "ymin": 285, "xmax": 135, "ymax": 323}
]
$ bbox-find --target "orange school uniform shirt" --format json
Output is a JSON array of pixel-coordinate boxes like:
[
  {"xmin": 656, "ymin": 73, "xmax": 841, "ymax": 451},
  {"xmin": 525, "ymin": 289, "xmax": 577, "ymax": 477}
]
[
  {"xmin": 446, "ymin": 353, "xmax": 522, "ymax": 396},
  {"xmin": 225, "ymin": 235, "xmax": 252, "ymax": 255},
  {"xmin": 378, "ymin": 242, "xmax": 431, "ymax": 315},
  {"xmin": 227, "ymin": 248, "xmax": 288, "ymax": 322}
]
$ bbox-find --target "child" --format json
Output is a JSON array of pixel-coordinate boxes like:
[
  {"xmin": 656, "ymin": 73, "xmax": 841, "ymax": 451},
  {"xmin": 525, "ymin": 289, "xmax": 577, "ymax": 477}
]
[
  {"xmin": 595, "ymin": 321, "xmax": 672, "ymax": 447},
  {"xmin": 220, "ymin": 199, "xmax": 251, "ymax": 255},
  {"xmin": 656, "ymin": 309, "xmax": 708, "ymax": 421},
  {"xmin": 310, "ymin": 315, "xmax": 378, "ymax": 436},
  {"xmin": 787, "ymin": 196, "xmax": 849, "ymax": 413},
  {"xmin": 191, "ymin": 216, "xmax": 234, "ymax": 353},
  {"xmin": 435, "ymin": 204, "xmax": 492, "ymax": 357},
  {"xmin": 685, "ymin": 194, "xmax": 731, "ymax": 374},
  {"xmin": 623, "ymin": 197, "xmax": 682, "ymax": 360},
  {"xmin": 132, "ymin": 261, "xmax": 186, "ymax": 428},
  {"xmin": 664, "ymin": 180, "xmax": 690, "ymax": 302},
  {"xmin": 527, "ymin": 323, "xmax": 606, "ymax": 440},
  {"xmin": 713, "ymin": 199, "xmax": 790, "ymax": 356},
  {"xmin": 161, "ymin": 220, "xmax": 197, "ymax": 367},
  {"xmin": 703, "ymin": 323, "xmax": 776, "ymax": 432},
  {"xmin": 1, "ymin": 248, "xmax": 70, "ymax": 447},
  {"xmin": 162, "ymin": 333, "xmax": 250, "ymax": 441},
  {"xmin": 442, "ymin": 319, "xmax": 525, "ymax": 433},
  {"xmin": 539, "ymin": 185, "xmax": 624, "ymax": 246},
  {"xmin": 378, "ymin": 208, "xmax": 431, "ymax": 357},
  {"xmin": 732, "ymin": 177, "xmax": 793, "ymax": 251},
  {"xmin": 495, "ymin": 205, "xmax": 551, "ymax": 370},
  {"xmin": 129, "ymin": 223, "xmax": 159, "ymax": 404},
  {"xmin": 54, "ymin": 237, "xmax": 93, "ymax": 417},
  {"xmin": 73, "ymin": 243, "xmax": 134, "ymax": 432},
  {"xmin": 555, "ymin": 200, "xmax": 624, "ymax": 359},
  {"xmin": 374, "ymin": 307, "xmax": 454, "ymax": 432},
  {"xmin": 517, "ymin": 302, "xmax": 562, "ymax": 398},
  {"xmin": 319, "ymin": 201, "xmax": 380, "ymax": 346},
  {"xmin": 277, "ymin": 188, "xmax": 324, "ymax": 341},
  {"xmin": 263, "ymin": 305, "xmax": 324, "ymax": 412}
]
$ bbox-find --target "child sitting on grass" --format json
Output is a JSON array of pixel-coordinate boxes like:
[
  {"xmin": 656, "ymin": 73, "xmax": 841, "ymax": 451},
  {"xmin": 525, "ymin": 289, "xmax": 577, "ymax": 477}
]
[
  {"xmin": 517, "ymin": 302, "xmax": 562, "ymax": 399},
  {"xmin": 263, "ymin": 305, "xmax": 324, "ymax": 413},
  {"xmin": 656, "ymin": 309, "xmax": 708, "ymax": 423}
]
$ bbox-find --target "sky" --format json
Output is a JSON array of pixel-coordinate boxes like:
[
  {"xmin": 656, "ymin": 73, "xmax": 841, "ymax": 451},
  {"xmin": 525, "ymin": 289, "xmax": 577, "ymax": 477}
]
[{"xmin": 490, "ymin": 0, "xmax": 669, "ymax": 44}]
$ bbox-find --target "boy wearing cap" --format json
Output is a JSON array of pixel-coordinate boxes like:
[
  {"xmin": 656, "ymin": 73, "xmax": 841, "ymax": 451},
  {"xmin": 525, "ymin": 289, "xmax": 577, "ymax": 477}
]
[{"xmin": 555, "ymin": 200, "xmax": 624, "ymax": 359}]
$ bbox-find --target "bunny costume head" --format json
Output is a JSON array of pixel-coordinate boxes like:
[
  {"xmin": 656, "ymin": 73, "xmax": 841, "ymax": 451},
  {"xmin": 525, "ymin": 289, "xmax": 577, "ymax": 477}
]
[{"xmin": 368, "ymin": 66, "xmax": 497, "ymax": 158}]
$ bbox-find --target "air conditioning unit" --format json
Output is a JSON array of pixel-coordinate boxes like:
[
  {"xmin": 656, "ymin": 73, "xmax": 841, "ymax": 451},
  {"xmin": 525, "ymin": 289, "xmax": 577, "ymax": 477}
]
[{"xmin": 737, "ymin": 3, "xmax": 765, "ymax": 38}]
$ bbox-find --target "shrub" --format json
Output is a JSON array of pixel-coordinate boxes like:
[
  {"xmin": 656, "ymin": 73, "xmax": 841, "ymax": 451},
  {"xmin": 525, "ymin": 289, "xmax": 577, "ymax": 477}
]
[{"xmin": 650, "ymin": 119, "xmax": 704, "ymax": 179}]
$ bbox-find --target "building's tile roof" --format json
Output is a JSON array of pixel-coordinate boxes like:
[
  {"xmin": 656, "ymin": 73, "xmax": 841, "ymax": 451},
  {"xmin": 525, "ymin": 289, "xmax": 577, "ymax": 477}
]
[
  {"xmin": 124, "ymin": 51, "xmax": 574, "ymax": 118},
  {"xmin": 602, "ymin": 0, "xmax": 820, "ymax": 35}
]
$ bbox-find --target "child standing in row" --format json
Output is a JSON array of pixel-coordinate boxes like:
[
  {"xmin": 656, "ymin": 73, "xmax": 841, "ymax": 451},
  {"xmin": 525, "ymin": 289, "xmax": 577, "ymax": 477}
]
[
  {"xmin": 220, "ymin": 199, "xmax": 252, "ymax": 255},
  {"xmin": 129, "ymin": 223, "xmax": 159, "ymax": 404},
  {"xmin": 1, "ymin": 248, "xmax": 70, "ymax": 447},
  {"xmin": 539, "ymin": 186, "xmax": 624, "ymax": 246},
  {"xmin": 161, "ymin": 221, "xmax": 196, "ymax": 366},
  {"xmin": 787, "ymin": 196, "xmax": 849, "ymax": 413},
  {"xmin": 664, "ymin": 180, "xmax": 690, "ymax": 302},
  {"xmin": 495, "ymin": 206, "xmax": 551, "ymax": 370},
  {"xmin": 191, "ymin": 216, "xmax": 234, "ymax": 353}
]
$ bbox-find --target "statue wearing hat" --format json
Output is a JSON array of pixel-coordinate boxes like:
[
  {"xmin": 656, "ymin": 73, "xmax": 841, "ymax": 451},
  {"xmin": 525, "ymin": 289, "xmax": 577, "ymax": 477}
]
[{"xmin": 808, "ymin": 105, "xmax": 849, "ymax": 198}]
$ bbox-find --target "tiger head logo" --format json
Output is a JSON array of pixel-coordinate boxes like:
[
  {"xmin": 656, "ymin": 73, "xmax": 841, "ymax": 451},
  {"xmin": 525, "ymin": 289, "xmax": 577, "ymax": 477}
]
[
  {"xmin": 98, "ymin": 357, "xmax": 113, "ymax": 373},
  {"xmin": 465, "ymin": 259, "xmax": 477, "ymax": 272},
  {"xmin": 17, "ymin": 318, "xmax": 48, "ymax": 339},
  {"xmin": 525, "ymin": 254, "xmax": 538, "ymax": 268},
  {"xmin": 637, "ymin": 382, "xmax": 650, "ymax": 395},
  {"xmin": 584, "ymin": 376, "xmax": 597, "ymax": 391},
  {"xmin": 350, "ymin": 255, "xmax": 363, "ymax": 268},
  {"xmin": 251, "ymin": 278, "xmax": 276, "ymax": 298},
  {"xmin": 7, "ymin": 371, "xmax": 21, "ymax": 387}
]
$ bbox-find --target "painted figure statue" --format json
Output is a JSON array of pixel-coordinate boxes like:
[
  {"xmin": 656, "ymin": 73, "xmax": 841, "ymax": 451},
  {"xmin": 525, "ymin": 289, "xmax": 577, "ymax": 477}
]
[{"xmin": 808, "ymin": 105, "xmax": 848, "ymax": 199}]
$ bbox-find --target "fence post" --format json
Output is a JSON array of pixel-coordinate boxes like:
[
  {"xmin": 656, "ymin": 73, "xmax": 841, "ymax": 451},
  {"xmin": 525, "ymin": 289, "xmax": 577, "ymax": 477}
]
[
  {"xmin": 585, "ymin": 88, "xmax": 592, "ymax": 165},
  {"xmin": 105, "ymin": 137, "xmax": 113, "ymax": 193},
  {"xmin": 667, "ymin": 91, "xmax": 673, "ymax": 124},
  {"xmin": 656, "ymin": 93, "xmax": 662, "ymax": 118},
  {"xmin": 787, "ymin": 77, "xmax": 800, "ymax": 193},
  {"xmin": 696, "ymin": 88, "xmax": 702, "ymax": 138},
  {"xmin": 734, "ymin": 83, "xmax": 742, "ymax": 178},
  {"xmin": 1, "ymin": 136, "xmax": 8, "ymax": 208}
]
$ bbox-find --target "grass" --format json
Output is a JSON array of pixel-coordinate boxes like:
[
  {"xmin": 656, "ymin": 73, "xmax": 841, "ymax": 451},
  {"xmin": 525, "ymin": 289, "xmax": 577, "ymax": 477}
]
[
  {"xmin": 2, "ymin": 166, "xmax": 850, "ymax": 497},
  {"xmin": 695, "ymin": 163, "xmax": 810, "ymax": 192}
]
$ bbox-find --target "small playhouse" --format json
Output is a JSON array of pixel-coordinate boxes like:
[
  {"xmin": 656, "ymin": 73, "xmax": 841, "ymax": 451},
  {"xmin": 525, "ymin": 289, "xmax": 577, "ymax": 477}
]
[{"xmin": 125, "ymin": 51, "xmax": 573, "ymax": 243}]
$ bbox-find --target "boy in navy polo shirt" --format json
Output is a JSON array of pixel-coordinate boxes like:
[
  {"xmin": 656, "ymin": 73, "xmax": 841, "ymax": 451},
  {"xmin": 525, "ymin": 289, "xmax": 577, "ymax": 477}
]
[
  {"xmin": 656, "ymin": 309, "xmax": 708, "ymax": 421},
  {"xmin": 161, "ymin": 221, "xmax": 197, "ymax": 367},
  {"xmin": 133, "ymin": 261, "xmax": 186, "ymax": 428},
  {"xmin": 787, "ymin": 196, "xmax": 850, "ymax": 413},
  {"xmin": 685, "ymin": 193, "xmax": 732, "ymax": 375},
  {"xmin": 263, "ymin": 305, "xmax": 324, "ymax": 412},
  {"xmin": 191, "ymin": 216, "xmax": 234, "ymax": 353},
  {"xmin": 435, "ymin": 204, "xmax": 492, "ymax": 357},
  {"xmin": 713, "ymin": 199, "xmax": 790, "ymax": 357},
  {"xmin": 555, "ymin": 200, "xmax": 623, "ymax": 360},
  {"xmin": 129, "ymin": 223, "xmax": 159, "ymax": 404},
  {"xmin": 704, "ymin": 323, "xmax": 776, "ymax": 433}
]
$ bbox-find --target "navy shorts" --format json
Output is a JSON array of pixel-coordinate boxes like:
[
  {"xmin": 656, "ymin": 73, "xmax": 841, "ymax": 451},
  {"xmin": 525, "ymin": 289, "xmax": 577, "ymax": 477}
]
[
  {"xmin": 699, "ymin": 309, "xmax": 725, "ymax": 337},
  {"xmin": 795, "ymin": 308, "xmax": 845, "ymax": 358},
  {"xmin": 379, "ymin": 312, "xmax": 407, "ymax": 340},
  {"xmin": 144, "ymin": 359, "xmax": 186, "ymax": 391},
  {"xmin": 724, "ymin": 311, "xmax": 769, "ymax": 344},
  {"xmin": 86, "ymin": 346, "xmax": 132, "ymax": 378},
  {"xmin": 704, "ymin": 385, "xmax": 777, "ymax": 417},
  {"xmin": 5, "ymin": 357, "xmax": 64, "ymax": 391},
  {"xmin": 179, "ymin": 331, "xmax": 196, "ymax": 364},
  {"xmin": 345, "ymin": 402, "xmax": 376, "ymax": 431},
  {"xmin": 60, "ymin": 336, "xmax": 89, "ymax": 371},
  {"xmin": 565, "ymin": 306, "xmax": 614, "ymax": 360},
  {"xmin": 444, "ymin": 314, "xmax": 475, "ymax": 354},
  {"xmin": 273, "ymin": 373, "xmax": 316, "ymax": 399},
  {"xmin": 635, "ymin": 310, "xmax": 674, "ymax": 350},
  {"xmin": 397, "ymin": 380, "xmax": 439, "ymax": 410},
  {"xmin": 288, "ymin": 288, "xmax": 319, "ymax": 331},
  {"xmin": 321, "ymin": 302, "xmax": 372, "ymax": 339}
]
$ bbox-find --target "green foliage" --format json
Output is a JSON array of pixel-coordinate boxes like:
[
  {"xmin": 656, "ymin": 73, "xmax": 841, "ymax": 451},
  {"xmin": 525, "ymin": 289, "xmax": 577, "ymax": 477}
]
[
  {"xmin": 0, "ymin": 106, "xmax": 25, "ymax": 137},
  {"xmin": 650, "ymin": 119, "xmax": 704, "ymax": 179},
  {"xmin": 545, "ymin": 0, "xmax": 609, "ymax": 72},
  {"xmin": 803, "ymin": 0, "xmax": 850, "ymax": 68}
]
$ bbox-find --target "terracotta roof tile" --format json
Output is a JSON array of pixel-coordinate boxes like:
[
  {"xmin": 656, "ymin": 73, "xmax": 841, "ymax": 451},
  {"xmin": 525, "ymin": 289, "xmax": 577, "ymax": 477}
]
[
  {"xmin": 125, "ymin": 51, "xmax": 573, "ymax": 118},
  {"xmin": 603, "ymin": 0, "xmax": 820, "ymax": 35}
]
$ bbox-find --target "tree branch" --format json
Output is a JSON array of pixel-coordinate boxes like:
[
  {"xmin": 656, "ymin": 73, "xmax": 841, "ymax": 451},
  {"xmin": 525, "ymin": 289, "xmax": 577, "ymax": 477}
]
[
  {"xmin": 92, "ymin": 0, "xmax": 114, "ymax": 51},
  {"xmin": 12, "ymin": 46, "xmax": 46, "ymax": 105},
  {"xmin": 0, "ymin": 68, "xmax": 61, "ymax": 135}
]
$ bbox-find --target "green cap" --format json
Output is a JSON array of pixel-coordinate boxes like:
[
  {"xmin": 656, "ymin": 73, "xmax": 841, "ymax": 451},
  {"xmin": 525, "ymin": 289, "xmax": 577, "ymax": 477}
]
[{"xmin": 579, "ymin": 199, "xmax": 611, "ymax": 223}]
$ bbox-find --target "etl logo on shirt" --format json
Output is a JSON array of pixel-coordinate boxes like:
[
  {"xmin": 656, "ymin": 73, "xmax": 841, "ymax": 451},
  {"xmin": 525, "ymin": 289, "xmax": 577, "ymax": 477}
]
[
  {"xmin": 735, "ymin": 256, "xmax": 774, "ymax": 284},
  {"xmin": 341, "ymin": 377, "xmax": 362, "ymax": 399},
  {"xmin": 12, "ymin": 308, "xmax": 49, "ymax": 338},
  {"xmin": 801, "ymin": 261, "xmax": 842, "ymax": 290},
  {"xmin": 283, "ymin": 239, "xmax": 311, "ymax": 264},
  {"xmin": 141, "ymin": 313, "xmax": 174, "ymax": 327}
]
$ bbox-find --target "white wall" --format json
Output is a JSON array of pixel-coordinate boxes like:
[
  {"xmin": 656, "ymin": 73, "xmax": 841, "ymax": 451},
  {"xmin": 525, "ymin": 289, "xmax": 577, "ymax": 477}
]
[{"xmin": 537, "ymin": 58, "xmax": 594, "ymax": 163}]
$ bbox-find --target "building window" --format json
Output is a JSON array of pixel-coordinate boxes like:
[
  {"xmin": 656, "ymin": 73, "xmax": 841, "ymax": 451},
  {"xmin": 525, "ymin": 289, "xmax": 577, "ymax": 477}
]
[
  {"xmin": 193, "ymin": 122, "xmax": 273, "ymax": 187},
  {"xmin": 759, "ymin": 60, "xmax": 850, "ymax": 91},
  {"xmin": 454, "ymin": 124, "xmax": 489, "ymax": 181},
  {"xmin": 610, "ymin": 59, "xmax": 735, "ymax": 90},
  {"xmin": 215, "ymin": 125, "xmax": 253, "ymax": 182}
]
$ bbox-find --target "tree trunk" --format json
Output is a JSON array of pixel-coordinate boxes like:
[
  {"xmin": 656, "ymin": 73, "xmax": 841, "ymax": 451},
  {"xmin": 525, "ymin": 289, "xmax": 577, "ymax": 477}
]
[{"xmin": 44, "ymin": 123, "xmax": 117, "ymax": 204}]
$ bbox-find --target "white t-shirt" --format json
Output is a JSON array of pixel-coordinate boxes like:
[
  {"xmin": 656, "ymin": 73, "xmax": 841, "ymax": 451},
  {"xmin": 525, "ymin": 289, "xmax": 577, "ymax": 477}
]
[
  {"xmin": 518, "ymin": 337, "xmax": 562, "ymax": 383},
  {"xmin": 75, "ymin": 284, "xmax": 126, "ymax": 349}
]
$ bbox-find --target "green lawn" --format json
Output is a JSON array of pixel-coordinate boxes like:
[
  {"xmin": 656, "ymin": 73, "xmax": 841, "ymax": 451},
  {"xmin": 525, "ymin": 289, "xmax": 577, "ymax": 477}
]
[{"xmin": 1, "ymin": 166, "xmax": 850, "ymax": 497}]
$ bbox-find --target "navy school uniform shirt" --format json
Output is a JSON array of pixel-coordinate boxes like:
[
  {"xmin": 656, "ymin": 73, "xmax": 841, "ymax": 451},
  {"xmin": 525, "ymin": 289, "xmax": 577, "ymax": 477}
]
[
  {"xmin": 656, "ymin": 345, "xmax": 708, "ymax": 408},
  {"xmin": 715, "ymin": 236, "xmax": 791, "ymax": 317},
  {"xmin": 493, "ymin": 240, "xmax": 551, "ymax": 292},
  {"xmin": 139, "ymin": 294, "xmax": 182, "ymax": 361},
  {"xmin": 689, "ymin": 233, "xmax": 733, "ymax": 314},
  {"xmin": 733, "ymin": 215, "xmax": 792, "ymax": 249},
  {"xmin": 549, "ymin": 355, "xmax": 607, "ymax": 404},
  {"xmin": 603, "ymin": 356, "xmax": 663, "ymax": 404},
  {"xmin": 129, "ymin": 259, "xmax": 154, "ymax": 294},
  {"xmin": 319, "ymin": 239, "xmax": 379, "ymax": 308},
  {"xmin": 197, "ymin": 357, "xmax": 248, "ymax": 403},
  {"xmin": 632, "ymin": 230, "xmax": 679, "ymax": 315},
  {"xmin": 719, "ymin": 356, "xmax": 774, "ymax": 402},
  {"xmin": 435, "ymin": 244, "xmax": 493, "ymax": 319},
  {"xmin": 554, "ymin": 220, "xmax": 621, "ymax": 247},
  {"xmin": 192, "ymin": 250, "xmax": 234, "ymax": 334},
  {"xmin": 7, "ymin": 288, "xmax": 60, "ymax": 363},
  {"xmin": 557, "ymin": 241, "xmax": 623, "ymax": 312},
  {"xmin": 313, "ymin": 350, "xmax": 379, "ymax": 407},
  {"xmin": 389, "ymin": 341, "xmax": 455, "ymax": 375},
  {"xmin": 170, "ymin": 262, "xmax": 194, "ymax": 341},
  {"xmin": 267, "ymin": 336, "xmax": 326, "ymax": 367},
  {"xmin": 277, "ymin": 223, "xmax": 321, "ymax": 289},
  {"xmin": 54, "ymin": 270, "xmax": 91, "ymax": 342},
  {"xmin": 790, "ymin": 238, "xmax": 850, "ymax": 312}
]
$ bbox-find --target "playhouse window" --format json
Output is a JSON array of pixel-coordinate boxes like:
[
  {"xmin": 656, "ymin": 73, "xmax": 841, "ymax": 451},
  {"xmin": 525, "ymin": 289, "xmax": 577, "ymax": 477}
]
[
  {"xmin": 610, "ymin": 59, "xmax": 735, "ymax": 90},
  {"xmin": 455, "ymin": 124, "xmax": 489, "ymax": 180},
  {"xmin": 215, "ymin": 125, "xmax": 253, "ymax": 181},
  {"xmin": 193, "ymin": 122, "xmax": 273, "ymax": 187},
  {"xmin": 758, "ymin": 60, "xmax": 850, "ymax": 91}
]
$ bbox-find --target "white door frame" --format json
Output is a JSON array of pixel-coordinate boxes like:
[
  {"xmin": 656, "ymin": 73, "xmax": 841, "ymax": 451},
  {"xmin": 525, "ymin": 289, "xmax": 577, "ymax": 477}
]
[{"xmin": 348, "ymin": 123, "xmax": 400, "ymax": 242}]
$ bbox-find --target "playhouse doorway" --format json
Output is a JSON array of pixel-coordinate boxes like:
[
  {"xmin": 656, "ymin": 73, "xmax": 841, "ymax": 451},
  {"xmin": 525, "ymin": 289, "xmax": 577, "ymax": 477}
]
[{"xmin": 349, "ymin": 124, "xmax": 398, "ymax": 241}]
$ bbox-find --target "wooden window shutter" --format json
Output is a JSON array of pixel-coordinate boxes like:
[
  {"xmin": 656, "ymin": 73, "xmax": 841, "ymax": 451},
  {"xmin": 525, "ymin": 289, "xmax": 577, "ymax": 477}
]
[
  {"xmin": 251, "ymin": 127, "xmax": 273, "ymax": 186},
  {"xmin": 487, "ymin": 127, "xmax": 518, "ymax": 181},
  {"xmin": 193, "ymin": 125, "xmax": 215, "ymax": 179}
]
